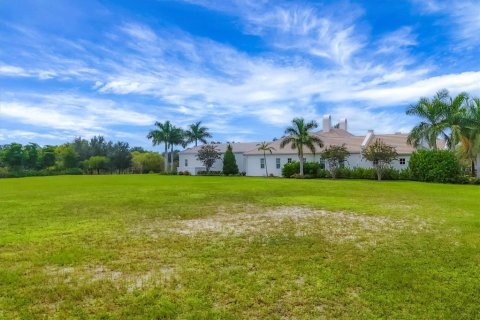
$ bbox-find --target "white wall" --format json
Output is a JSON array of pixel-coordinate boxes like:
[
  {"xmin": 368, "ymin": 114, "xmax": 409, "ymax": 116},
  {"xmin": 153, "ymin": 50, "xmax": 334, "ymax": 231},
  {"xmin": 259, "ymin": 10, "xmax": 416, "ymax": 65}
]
[
  {"xmin": 178, "ymin": 152, "xmax": 247, "ymax": 175},
  {"xmin": 244, "ymin": 153, "xmax": 411, "ymax": 176},
  {"xmin": 477, "ymin": 155, "xmax": 480, "ymax": 178}
]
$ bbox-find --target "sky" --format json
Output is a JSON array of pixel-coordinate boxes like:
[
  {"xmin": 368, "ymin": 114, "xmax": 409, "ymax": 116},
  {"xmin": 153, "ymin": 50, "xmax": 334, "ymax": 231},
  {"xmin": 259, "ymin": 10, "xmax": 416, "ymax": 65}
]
[{"xmin": 1, "ymin": 0, "xmax": 480, "ymax": 149}]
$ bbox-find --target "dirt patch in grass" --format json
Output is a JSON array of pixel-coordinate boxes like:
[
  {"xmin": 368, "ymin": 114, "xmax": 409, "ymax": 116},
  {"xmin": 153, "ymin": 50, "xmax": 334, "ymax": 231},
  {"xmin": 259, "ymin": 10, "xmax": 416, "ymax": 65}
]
[
  {"xmin": 136, "ymin": 206, "xmax": 430, "ymax": 247},
  {"xmin": 44, "ymin": 264, "xmax": 178, "ymax": 292}
]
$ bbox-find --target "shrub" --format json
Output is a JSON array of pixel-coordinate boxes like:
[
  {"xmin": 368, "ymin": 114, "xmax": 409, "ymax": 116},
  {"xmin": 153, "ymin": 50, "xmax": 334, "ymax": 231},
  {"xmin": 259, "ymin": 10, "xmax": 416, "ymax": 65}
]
[
  {"xmin": 197, "ymin": 171, "xmax": 223, "ymax": 176},
  {"xmin": 222, "ymin": 144, "xmax": 239, "ymax": 175},
  {"xmin": 409, "ymin": 150, "xmax": 463, "ymax": 183},
  {"xmin": 316, "ymin": 168, "xmax": 331, "ymax": 178},
  {"xmin": 282, "ymin": 161, "xmax": 321, "ymax": 178}
]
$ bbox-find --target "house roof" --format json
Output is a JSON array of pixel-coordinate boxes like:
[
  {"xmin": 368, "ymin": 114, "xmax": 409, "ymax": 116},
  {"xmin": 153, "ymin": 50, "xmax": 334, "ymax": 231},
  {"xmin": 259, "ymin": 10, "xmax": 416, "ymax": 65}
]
[
  {"xmin": 180, "ymin": 129, "xmax": 446, "ymax": 156},
  {"xmin": 243, "ymin": 128, "xmax": 364, "ymax": 155},
  {"xmin": 180, "ymin": 142, "xmax": 259, "ymax": 154}
]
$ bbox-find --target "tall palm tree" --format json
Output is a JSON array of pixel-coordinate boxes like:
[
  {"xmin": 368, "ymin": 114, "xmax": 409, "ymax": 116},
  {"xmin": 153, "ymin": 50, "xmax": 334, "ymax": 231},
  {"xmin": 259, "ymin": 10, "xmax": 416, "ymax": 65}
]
[
  {"xmin": 257, "ymin": 141, "xmax": 275, "ymax": 177},
  {"xmin": 406, "ymin": 91, "xmax": 448, "ymax": 149},
  {"xmin": 407, "ymin": 89, "xmax": 469, "ymax": 150},
  {"xmin": 440, "ymin": 90, "xmax": 469, "ymax": 149},
  {"xmin": 185, "ymin": 121, "xmax": 212, "ymax": 146},
  {"xmin": 147, "ymin": 121, "xmax": 172, "ymax": 172},
  {"xmin": 168, "ymin": 127, "xmax": 186, "ymax": 172},
  {"xmin": 280, "ymin": 118, "xmax": 324, "ymax": 175},
  {"xmin": 458, "ymin": 97, "xmax": 480, "ymax": 176}
]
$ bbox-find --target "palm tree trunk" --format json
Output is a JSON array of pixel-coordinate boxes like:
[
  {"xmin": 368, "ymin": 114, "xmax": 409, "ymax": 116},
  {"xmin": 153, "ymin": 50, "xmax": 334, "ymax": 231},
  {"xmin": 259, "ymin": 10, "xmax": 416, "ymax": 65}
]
[
  {"xmin": 170, "ymin": 144, "xmax": 174, "ymax": 172},
  {"xmin": 164, "ymin": 142, "xmax": 168, "ymax": 173},
  {"xmin": 472, "ymin": 160, "xmax": 476, "ymax": 176},
  {"xmin": 299, "ymin": 148, "xmax": 304, "ymax": 175},
  {"xmin": 264, "ymin": 150, "xmax": 268, "ymax": 177}
]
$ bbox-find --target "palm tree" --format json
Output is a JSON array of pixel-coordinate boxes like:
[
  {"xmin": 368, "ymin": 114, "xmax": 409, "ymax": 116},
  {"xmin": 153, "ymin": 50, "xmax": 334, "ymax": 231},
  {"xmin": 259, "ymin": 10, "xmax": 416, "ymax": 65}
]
[
  {"xmin": 147, "ymin": 121, "xmax": 172, "ymax": 172},
  {"xmin": 407, "ymin": 89, "xmax": 469, "ymax": 150},
  {"xmin": 440, "ymin": 90, "xmax": 469, "ymax": 149},
  {"xmin": 185, "ymin": 121, "xmax": 212, "ymax": 146},
  {"xmin": 257, "ymin": 141, "xmax": 275, "ymax": 177},
  {"xmin": 458, "ymin": 97, "xmax": 480, "ymax": 176},
  {"xmin": 406, "ymin": 91, "xmax": 449, "ymax": 149},
  {"xmin": 168, "ymin": 127, "xmax": 186, "ymax": 172},
  {"xmin": 280, "ymin": 118, "xmax": 324, "ymax": 175}
]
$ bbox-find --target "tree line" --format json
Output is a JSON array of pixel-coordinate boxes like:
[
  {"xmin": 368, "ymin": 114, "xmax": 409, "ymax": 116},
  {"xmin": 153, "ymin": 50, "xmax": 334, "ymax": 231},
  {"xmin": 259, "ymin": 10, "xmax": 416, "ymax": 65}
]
[{"xmin": 0, "ymin": 136, "xmax": 166, "ymax": 177}]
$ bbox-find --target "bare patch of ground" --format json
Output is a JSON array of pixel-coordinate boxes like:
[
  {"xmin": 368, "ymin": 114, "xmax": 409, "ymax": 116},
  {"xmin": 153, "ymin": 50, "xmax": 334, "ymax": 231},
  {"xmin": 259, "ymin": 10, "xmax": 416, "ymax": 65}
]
[
  {"xmin": 44, "ymin": 264, "xmax": 178, "ymax": 292},
  {"xmin": 134, "ymin": 206, "xmax": 430, "ymax": 246}
]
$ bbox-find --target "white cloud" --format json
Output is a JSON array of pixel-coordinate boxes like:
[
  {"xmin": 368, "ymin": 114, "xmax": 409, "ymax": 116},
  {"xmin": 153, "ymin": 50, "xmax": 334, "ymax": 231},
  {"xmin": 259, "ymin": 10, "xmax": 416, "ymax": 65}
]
[{"xmin": 412, "ymin": 0, "xmax": 480, "ymax": 46}]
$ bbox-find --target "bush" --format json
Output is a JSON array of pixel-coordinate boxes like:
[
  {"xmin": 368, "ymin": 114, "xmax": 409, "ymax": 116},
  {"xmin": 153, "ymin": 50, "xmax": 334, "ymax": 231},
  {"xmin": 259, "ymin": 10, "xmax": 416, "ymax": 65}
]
[
  {"xmin": 316, "ymin": 168, "xmax": 331, "ymax": 178},
  {"xmin": 197, "ymin": 171, "xmax": 223, "ymax": 176},
  {"xmin": 409, "ymin": 150, "xmax": 463, "ymax": 183},
  {"xmin": 282, "ymin": 161, "xmax": 322, "ymax": 178}
]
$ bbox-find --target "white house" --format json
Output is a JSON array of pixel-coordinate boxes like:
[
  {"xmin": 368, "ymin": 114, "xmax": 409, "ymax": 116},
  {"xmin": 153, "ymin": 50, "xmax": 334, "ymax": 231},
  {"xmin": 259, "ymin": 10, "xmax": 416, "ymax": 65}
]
[{"xmin": 178, "ymin": 115, "xmax": 443, "ymax": 176}]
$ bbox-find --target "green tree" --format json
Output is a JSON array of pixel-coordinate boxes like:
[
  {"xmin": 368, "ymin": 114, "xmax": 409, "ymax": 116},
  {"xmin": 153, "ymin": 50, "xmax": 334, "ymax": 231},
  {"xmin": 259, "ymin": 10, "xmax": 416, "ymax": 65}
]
[
  {"xmin": 185, "ymin": 121, "xmax": 211, "ymax": 146},
  {"xmin": 409, "ymin": 149, "xmax": 462, "ymax": 183},
  {"xmin": 168, "ymin": 127, "xmax": 185, "ymax": 173},
  {"xmin": 196, "ymin": 144, "xmax": 221, "ymax": 173},
  {"xmin": 0, "ymin": 143, "xmax": 23, "ymax": 169},
  {"xmin": 280, "ymin": 118, "xmax": 323, "ymax": 176},
  {"xmin": 108, "ymin": 141, "xmax": 132, "ymax": 173},
  {"xmin": 55, "ymin": 144, "xmax": 79, "ymax": 169},
  {"xmin": 39, "ymin": 145, "xmax": 56, "ymax": 168},
  {"xmin": 84, "ymin": 156, "xmax": 110, "ymax": 174},
  {"xmin": 22, "ymin": 143, "xmax": 40, "ymax": 169},
  {"xmin": 321, "ymin": 144, "xmax": 350, "ymax": 179},
  {"xmin": 222, "ymin": 144, "xmax": 239, "ymax": 175},
  {"xmin": 131, "ymin": 151, "xmax": 164, "ymax": 173},
  {"xmin": 407, "ymin": 89, "xmax": 469, "ymax": 149},
  {"xmin": 457, "ymin": 97, "xmax": 480, "ymax": 176},
  {"xmin": 362, "ymin": 139, "xmax": 398, "ymax": 181},
  {"xmin": 256, "ymin": 141, "xmax": 275, "ymax": 176},
  {"xmin": 147, "ymin": 121, "xmax": 173, "ymax": 173}
]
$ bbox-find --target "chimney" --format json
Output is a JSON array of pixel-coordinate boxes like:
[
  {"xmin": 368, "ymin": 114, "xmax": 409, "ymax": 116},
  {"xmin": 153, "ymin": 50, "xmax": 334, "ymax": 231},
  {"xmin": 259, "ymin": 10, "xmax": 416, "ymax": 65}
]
[
  {"xmin": 322, "ymin": 114, "xmax": 331, "ymax": 132},
  {"xmin": 339, "ymin": 118, "xmax": 348, "ymax": 131},
  {"xmin": 361, "ymin": 130, "xmax": 375, "ymax": 149}
]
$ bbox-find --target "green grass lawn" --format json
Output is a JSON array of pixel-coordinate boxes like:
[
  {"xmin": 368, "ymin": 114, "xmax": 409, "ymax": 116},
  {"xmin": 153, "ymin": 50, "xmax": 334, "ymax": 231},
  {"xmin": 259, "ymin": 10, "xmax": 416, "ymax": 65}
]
[{"xmin": 1, "ymin": 175, "xmax": 479, "ymax": 319}]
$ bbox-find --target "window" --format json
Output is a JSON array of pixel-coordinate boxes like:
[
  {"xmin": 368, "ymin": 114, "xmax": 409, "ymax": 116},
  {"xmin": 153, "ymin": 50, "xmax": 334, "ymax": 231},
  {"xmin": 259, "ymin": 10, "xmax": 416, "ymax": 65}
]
[
  {"xmin": 373, "ymin": 159, "xmax": 379, "ymax": 165},
  {"xmin": 399, "ymin": 158, "xmax": 406, "ymax": 165},
  {"xmin": 287, "ymin": 158, "xmax": 292, "ymax": 163},
  {"xmin": 276, "ymin": 158, "xmax": 281, "ymax": 169},
  {"xmin": 185, "ymin": 159, "xmax": 188, "ymax": 167},
  {"xmin": 319, "ymin": 159, "xmax": 326, "ymax": 169},
  {"xmin": 260, "ymin": 158, "xmax": 265, "ymax": 169}
]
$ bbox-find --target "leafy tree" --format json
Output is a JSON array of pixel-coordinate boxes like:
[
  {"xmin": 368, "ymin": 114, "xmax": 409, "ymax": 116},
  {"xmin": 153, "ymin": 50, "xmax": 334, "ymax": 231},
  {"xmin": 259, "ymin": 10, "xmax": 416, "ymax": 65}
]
[
  {"xmin": 84, "ymin": 156, "xmax": 110, "ymax": 174},
  {"xmin": 196, "ymin": 144, "xmax": 221, "ymax": 173},
  {"xmin": 222, "ymin": 144, "xmax": 239, "ymax": 175},
  {"xmin": 89, "ymin": 136, "xmax": 109, "ymax": 157},
  {"xmin": 321, "ymin": 144, "xmax": 350, "ymax": 179},
  {"xmin": 72, "ymin": 137, "xmax": 91, "ymax": 161},
  {"xmin": 108, "ymin": 141, "xmax": 132, "ymax": 173},
  {"xmin": 147, "ymin": 121, "xmax": 173, "ymax": 173},
  {"xmin": 185, "ymin": 121, "xmax": 211, "ymax": 146},
  {"xmin": 131, "ymin": 151, "xmax": 164, "ymax": 173},
  {"xmin": 22, "ymin": 143, "xmax": 40, "ymax": 169},
  {"xmin": 362, "ymin": 139, "xmax": 398, "ymax": 181},
  {"xmin": 256, "ymin": 141, "xmax": 275, "ymax": 176},
  {"xmin": 55, "ymin": 144, "xmax": 79, "ymax": 169},
  {"xmin": 39, "ymin": 145, "xmax": 56, "ymax": 168},
  {"xmin": 280, "ymin": 118, "xmax": 323, "ymax": 175},
  {"xmin": 0, "ymin": 143, "xmax": 24, "ymax": 169}
]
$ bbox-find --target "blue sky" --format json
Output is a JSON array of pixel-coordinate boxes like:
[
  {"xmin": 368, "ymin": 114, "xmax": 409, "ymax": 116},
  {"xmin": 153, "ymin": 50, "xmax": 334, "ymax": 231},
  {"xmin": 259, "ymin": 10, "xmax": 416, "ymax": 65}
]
[{"xmin": 1, "ymin": 0, "xmax": 480, "ymax": 148}]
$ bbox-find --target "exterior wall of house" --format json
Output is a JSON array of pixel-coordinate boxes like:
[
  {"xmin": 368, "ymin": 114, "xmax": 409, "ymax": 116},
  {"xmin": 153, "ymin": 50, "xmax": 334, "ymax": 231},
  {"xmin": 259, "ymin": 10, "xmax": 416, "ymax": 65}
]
[
  {"xmin": 347, "ymin": 154, "xmax": 411, "ymax": 170},
  {"xmin": 178, "ymin": 152, "xmax": 246, "ymax": 175},
  {"xmin": 477, "ymin": 155, "xmax": 480, "ymax": 178},
  {"xmin": 244, "ymin": 153, "xmax": 411, "ymax": 176}
]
